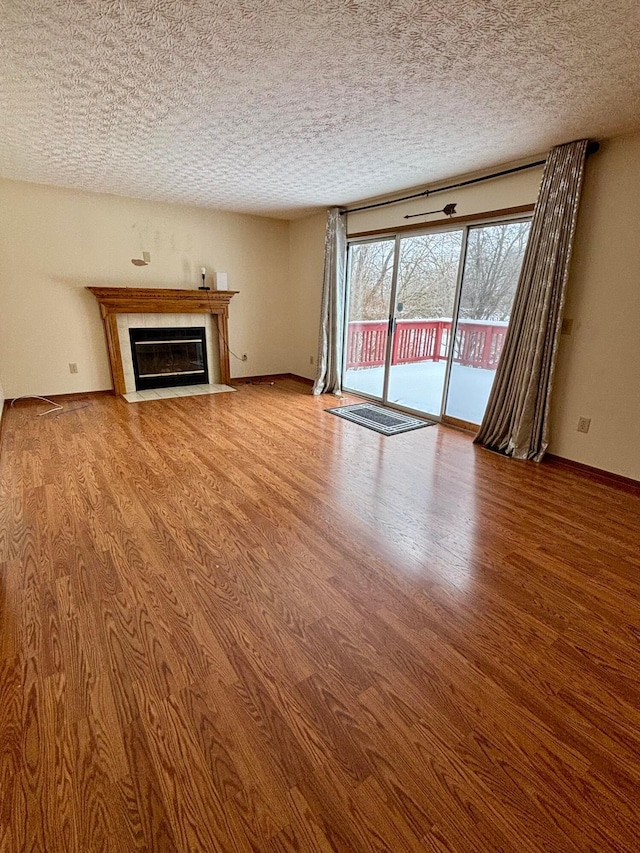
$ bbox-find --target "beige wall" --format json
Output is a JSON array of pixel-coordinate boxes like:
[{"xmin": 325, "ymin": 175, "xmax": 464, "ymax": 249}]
[
  {"xmin": 288, "ymin": 211, "xmax": 327, "ymax": 380},
  {"xmin": 345, "ymin": 162, "xmax": 544, "ymax": 235},
  {"xmin": 549, "ymin": 133, "xmax": 640, "ymax": 481},
  {"xmin": 0, "ymin": 179, "xmax": 290, "ymax": 397}
]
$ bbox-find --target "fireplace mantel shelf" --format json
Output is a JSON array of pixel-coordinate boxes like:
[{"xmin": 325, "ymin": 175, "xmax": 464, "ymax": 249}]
[
  {"xmin": 88, "ymin": 286, "xmax": 238, "ymax": 315},
  {"xmin": 87, "ymin": 286, "xmax": 238, "ymax": 395}
]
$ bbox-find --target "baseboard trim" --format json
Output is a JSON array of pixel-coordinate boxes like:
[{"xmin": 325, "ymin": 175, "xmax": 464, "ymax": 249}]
[
  {"xmin": 287, "ymin": 373, "xmax": 314, "ymax": 386},
  {"xmin": 441, "ymin": 414, "xmax": 478, "ymax": 433},
  {"xmin": 8, "ymin": 389, "xmax": 115, "ymax": 403},
  {"xmin": 0, "ymin": 401, "xmax": 7, "ymax": 465},
  {"xmin": 231, "ymin": 373, "xmax": 314, "ymax": 387},
  {"xmin": 545, "ymin": 453, "xmax": 640, "ymax": 494}
]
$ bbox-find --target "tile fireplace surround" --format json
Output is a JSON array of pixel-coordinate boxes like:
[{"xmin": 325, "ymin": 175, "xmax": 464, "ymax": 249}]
[
  {"xmin": 88, "ymin": 287, "xmax": 237, "ymax": 396},
  {"xmin": 118, "ymin": 313, "xmax": 218, "ymax": 395}
]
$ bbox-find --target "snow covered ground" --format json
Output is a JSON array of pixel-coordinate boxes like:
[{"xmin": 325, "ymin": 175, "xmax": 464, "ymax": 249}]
[{"xmin": 344, "ymin": 361, "xmax": 496, "ymax": 424}]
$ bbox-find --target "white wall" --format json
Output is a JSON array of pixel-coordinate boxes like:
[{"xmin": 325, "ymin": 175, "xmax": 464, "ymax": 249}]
[
  {"xmin": 549, "ymin": 133, "xmax": 640, "ymax": 481},
  {"xmin": 0, "ymin": 179, "xmax": 290, "ymax": 397}
]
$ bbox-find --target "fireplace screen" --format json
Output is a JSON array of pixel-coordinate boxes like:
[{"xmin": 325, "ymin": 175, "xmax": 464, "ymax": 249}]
[{"xmin": 129, "ymin": 327, "xmax": 209, "ymax": 391}]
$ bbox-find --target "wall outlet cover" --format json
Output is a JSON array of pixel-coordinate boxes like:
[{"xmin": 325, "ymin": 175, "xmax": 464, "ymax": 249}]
[{"xmin": 577, "ymin": 416, "xmax": 591, "ymax": 433}]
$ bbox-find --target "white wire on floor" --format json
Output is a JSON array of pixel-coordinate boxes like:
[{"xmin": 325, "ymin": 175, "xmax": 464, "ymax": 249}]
[{"xmin": 10, "ymin": 395, "xmax": 64, "ymax": 415}]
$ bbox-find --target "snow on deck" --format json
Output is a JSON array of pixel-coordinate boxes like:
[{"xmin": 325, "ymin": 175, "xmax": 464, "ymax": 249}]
[{"xmin": 344, "ymin": 361, "xmax": 496, "ymax": 424}]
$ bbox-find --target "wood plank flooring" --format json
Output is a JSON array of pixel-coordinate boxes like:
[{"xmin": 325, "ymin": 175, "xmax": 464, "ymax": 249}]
[{"xmin": 1, "ymin": 378, "xmax": 639, "ymax": 852}]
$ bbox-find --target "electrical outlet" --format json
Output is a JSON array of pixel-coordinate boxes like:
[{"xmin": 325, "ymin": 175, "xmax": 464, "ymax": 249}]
[
  {"xmin": 69, "ymin": 362, "xmax": 78, "ymax": 374},
  {"xmin": 577, "ymin": 416, "xmax": 591, "ymax": 434},
  {"xmin": 142, "ymin": 251, "xmax": 151, "ymax": 263},
  {"xmin": 241, "ymin": 353, "xmax": 248, "ymax": 362},
  {"xmin": 309, "ymin": 355, "xmax": 314, "ymax": 365},
  {"xmin": 561, "ymin": 318, "xmax": 574, "ymax": 335}
]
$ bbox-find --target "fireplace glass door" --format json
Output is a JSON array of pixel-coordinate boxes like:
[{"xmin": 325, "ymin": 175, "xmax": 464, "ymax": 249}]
[{"xmin": 130, "ymin": 327, "xmax": 208, "ymax": 390}]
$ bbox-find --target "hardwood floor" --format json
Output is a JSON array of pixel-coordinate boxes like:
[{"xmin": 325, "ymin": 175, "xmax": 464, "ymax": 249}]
[{"xmin": 1, "ymin": 378, "xmax": 639, "ymax": 852}]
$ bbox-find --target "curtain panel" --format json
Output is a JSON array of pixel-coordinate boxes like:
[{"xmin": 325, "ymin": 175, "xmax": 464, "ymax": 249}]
[
  {"xmin": 474, "ymin": 139, "xmax": 589, "ymax": 461},
  {"xmin": 312, "ymin": 208, "xmax": 347, "ymax": 396}
]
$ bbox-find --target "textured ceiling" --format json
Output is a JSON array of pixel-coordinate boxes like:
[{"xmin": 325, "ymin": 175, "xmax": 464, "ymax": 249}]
[{"xmin": 1, "ymin": 1, "xmax": 640, "ymax": 218}]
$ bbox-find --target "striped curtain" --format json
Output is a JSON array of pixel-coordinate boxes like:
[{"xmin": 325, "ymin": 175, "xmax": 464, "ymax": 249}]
[
  {"xmin": 474, "ymin": 139, "xmax": 589, "ymax": 461},
  {"xmin": 312, "ymin": 208, "xmax": 347, "ymax": 396}
]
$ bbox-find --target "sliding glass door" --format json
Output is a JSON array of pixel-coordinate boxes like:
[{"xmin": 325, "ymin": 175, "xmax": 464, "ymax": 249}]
[
  {"xmin": 386, "ymin": 231, "xmax": 463, "ymax": 414},
  {"xmin": 343, "ymin": 216, "xmax": 531, "ymax": 426},
  {"xmin": 444, "ymin": 220, "xmax": 531, "ymax": 425},
  {"xmin": 344, "ymin": 239, "xmax": 395, "ymax": 400}
]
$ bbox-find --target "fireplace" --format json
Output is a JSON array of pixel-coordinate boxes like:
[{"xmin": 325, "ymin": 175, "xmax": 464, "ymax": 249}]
[
  {"xmin": 87, "ymin": 288, "xmax": 237, "ymax": 396},
  {"xmin": 129, "ymin": 327, "xmax": 209, "ymax": 391}
]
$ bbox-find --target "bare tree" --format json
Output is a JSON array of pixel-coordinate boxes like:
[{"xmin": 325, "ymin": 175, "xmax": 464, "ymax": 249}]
[
  {"xmin": 347, "ymin": 222, "xmax": 530, "ymax": 323},
  {"xmin": 459, "ymin": 222, "xmax": 530, "ymax": 320},
  {"xmin": 396, "ymin": 232, "xmax": 462, "ymax": 318},
  {"xmin": 347, "ymin": 241, "xmax": 395, "ymax": 320}
]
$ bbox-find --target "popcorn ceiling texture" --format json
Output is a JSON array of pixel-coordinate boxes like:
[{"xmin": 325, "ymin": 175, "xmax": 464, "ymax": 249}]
[{"xmin": 1, "ymin": 0, "xmax": 639, "ymax": 218}]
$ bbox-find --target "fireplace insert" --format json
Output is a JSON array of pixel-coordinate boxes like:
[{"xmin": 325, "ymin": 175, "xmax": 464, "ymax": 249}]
[{"xmin": 129, "ymin": 327, "xmax": 208, "ymax": 391}]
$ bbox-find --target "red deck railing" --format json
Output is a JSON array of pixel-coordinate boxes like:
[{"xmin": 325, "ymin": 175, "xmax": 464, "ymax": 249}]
[{"xmin": 345, "ymin": 319, "xmax": 508, "ymax": 370}]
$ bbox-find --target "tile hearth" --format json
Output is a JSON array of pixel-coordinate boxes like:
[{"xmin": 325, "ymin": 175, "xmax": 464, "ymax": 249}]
[{"xmin": 123, "ymin": 383, "xmax": 235, "ymax": 403}]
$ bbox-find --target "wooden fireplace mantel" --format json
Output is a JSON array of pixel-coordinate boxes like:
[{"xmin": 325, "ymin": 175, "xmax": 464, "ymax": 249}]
[{"xmin": 88, "ymin": 286, "xmax": 238, "ymax": 395}]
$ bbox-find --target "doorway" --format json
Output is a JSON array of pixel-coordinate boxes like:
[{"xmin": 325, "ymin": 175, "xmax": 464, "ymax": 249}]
[{"xmin": 343, "ymin": 217, "xmax": 531, "ymax": 426}]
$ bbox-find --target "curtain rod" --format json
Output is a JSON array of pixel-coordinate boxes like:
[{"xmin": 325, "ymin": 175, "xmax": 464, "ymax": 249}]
[{"xmin": 339, "ymin": 141, "xmax": 599, "ymax": 216}]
